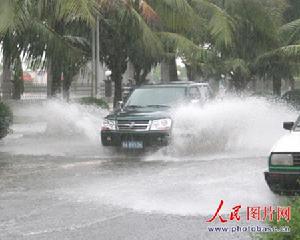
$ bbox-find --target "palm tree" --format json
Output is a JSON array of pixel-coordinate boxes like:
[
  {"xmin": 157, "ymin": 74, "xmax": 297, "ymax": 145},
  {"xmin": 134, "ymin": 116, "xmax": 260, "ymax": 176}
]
[
  {"xmin": 186, "ymin": 0, "xmax": 284, "ymax": 92},
  {"xmin": 1, "ymin": 0, "xmax": 288, "ymax": 102},
  {"xmin": 27, "ymin": 0, "xmax": 98, "ymax": 98},
  {"xmin": 0, "ymin": 0, "xmax": 30, "ymax": 99},
  {"xmin": 97, "ymin": 0, "xmax": 242, "ymax": 105},
  {"xmin": 255, "ymin": 0, "xmax": 300, "ymax": 95},
  {"xmin": 0, "ymin": 0, "xmax": 98, "ymax": 99},
  {"xmin": 149, "ymin": 0, "xmax": 236, "ymax": 82},
  {"xmin": 96, "ymin": 0, "xmax": 162, "ymax": 106}
]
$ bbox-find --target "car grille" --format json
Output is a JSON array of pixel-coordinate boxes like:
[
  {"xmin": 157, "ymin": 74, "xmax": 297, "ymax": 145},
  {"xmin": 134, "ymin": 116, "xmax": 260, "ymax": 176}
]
[
  {"xmin": 117, "ymin": 120, "xmax": 150, "ymax": 131},
  {"xmin": 293, "ymin": 153, "xmax": 300, "ymax": 166}
]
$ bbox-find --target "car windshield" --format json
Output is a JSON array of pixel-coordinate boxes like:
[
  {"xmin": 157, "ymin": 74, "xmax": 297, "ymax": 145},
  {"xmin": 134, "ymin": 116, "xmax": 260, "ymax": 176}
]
[{"xmin": 125, "ymin": 87, "xmax": 186, "ymax": 107}]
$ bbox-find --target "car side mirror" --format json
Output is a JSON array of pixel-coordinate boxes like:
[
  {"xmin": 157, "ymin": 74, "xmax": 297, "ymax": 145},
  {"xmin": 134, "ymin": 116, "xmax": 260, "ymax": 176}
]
[{"xmin": 283, "ymin": 122, "xmax": 294, "ymax": 131}]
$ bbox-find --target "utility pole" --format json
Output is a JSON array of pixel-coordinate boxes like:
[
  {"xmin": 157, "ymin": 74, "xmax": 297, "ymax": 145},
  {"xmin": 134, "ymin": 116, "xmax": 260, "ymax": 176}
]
[
  {"xmin": 95, "ymin": 16, "xmax": 100, "ymax": 98},
  {"xmin": 91, "ymin": 24, "xmax": 96, "ymax": 98}
]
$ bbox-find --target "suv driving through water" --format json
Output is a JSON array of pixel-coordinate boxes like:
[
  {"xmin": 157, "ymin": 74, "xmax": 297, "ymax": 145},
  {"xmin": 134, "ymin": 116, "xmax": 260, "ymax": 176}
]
[{"xmin": 101, "ymin": 82, "xmax": 212, "ymax": 150}]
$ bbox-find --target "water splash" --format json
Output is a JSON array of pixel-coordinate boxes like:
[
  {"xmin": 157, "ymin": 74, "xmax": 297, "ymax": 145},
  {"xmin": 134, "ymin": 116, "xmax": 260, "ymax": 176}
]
[
  {"xmin": 56, "ymin": 96, "xmax": 296, "ymax": 216},
  {"xmin": 146, "ymin": 96, "xmax": 297, "ymax": 160},
  {"xmin": 5, "ymin": 96, "xmax": 297, "ymax": 158},
  {"xmin": 2, "ymin": 100, "xmax": 108, "ymax": 156},
  {"xmin": 4, "ymin": 97, "xmax": 296, "ymax": 216},
  {"xmin": 40, "ymin": 100, "xmax": 107, "ymax": 141}
]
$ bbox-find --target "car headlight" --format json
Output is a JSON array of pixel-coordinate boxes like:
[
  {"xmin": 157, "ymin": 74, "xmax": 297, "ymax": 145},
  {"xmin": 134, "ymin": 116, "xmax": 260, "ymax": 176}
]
[
  {"xmin": 101, "ymin": 119, "xmax": 116, "ymax": 131},
  {"xmin": 270, "ymin": 153, "xmax": 293, "ymax": 166},
  {"xmin": 150, "ymin": 118, "xmax": 172, "ymax": 131}
]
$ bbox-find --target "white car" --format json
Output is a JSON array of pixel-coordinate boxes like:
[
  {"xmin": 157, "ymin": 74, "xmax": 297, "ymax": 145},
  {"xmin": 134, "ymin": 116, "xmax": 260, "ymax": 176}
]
[{"xmin": 264, "ymin": 116, "xmax": 300, "ymax": 194}]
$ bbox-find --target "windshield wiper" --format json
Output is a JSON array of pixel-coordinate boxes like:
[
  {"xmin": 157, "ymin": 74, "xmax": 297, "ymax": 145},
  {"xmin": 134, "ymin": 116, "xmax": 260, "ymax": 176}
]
[{"xmin": 145, "ymin": 105, "xmax": 170, "ymax": 108}]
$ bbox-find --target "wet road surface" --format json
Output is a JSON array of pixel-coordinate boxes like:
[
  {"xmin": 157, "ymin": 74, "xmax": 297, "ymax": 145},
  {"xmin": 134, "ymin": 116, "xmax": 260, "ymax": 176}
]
[
  {"xmin": 0, "ymin": 100, "xmax": 294, "ymax": 240},
  {"xmin": 0, "ymin": 153, "xmax": 274, "ymax": 240}
]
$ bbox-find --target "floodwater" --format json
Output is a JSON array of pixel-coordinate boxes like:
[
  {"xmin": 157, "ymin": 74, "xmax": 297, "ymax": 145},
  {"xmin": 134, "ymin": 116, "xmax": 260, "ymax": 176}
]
[{"xmin": 0, "ymin": 97, "xmax": 297, "ymax": 239}]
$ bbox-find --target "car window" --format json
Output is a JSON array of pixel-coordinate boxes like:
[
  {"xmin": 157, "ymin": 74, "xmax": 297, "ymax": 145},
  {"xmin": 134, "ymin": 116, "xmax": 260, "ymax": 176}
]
[
  {"xmin": 188, "ymin": 87, "xmax": 201, "ymax": 100},
  {"xmin": 125, "ymin": 87, "xmax": 186, "ymax": 107}
]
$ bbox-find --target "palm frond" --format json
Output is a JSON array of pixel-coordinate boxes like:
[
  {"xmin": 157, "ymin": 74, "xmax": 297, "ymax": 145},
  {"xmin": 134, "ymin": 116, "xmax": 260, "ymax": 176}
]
[
  {"xmin": 274, "ymin": 45, "xmax": 300, "ymax": 60},
  {"xmin": 208, "ymin": 9, "xmax": 235, "ymax": 49},
  {"xmin": 191, "ymin": 0, "xmax": 236, "ymax": 49},
  {"xmin": 56, "ymin": 0, "xmax": 98, "ymax": 25},
  {"xmin": 0, "ymin": 0, "xmax": 31, "ymax": 35},
  {"xmin": 149, "ymin": 0, "xmax": 200, "ymax": 32},
  {"xmin": 139, "ymin": 0, "xmax": 160, "ymax": 24},
  {"xmin": 226, "ymin": 0, "xmax": 278, "ymax": 50},
  {"xmin": 257, "ymin": 45, "xmax": 300, "ymax": 66},
  {"xmin": 158, "ymin": 32, "xmax": 211, "ymax": 63},
  {"xmin": 23, "ymin": 19, "xmax": 88, "ymax": 69},
  {"xmin": 279, "ymin": 19, "xmax": 300, "ymax": 45},
  {"xmin": 127, "ymin": 5, "xmax": 164, "ymax": 58}
]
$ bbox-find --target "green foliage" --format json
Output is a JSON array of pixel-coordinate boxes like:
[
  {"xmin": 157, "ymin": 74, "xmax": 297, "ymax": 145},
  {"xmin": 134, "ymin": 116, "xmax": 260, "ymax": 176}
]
[
  {"xmin": 0, "ymin": 102, "xmax": 12, "ymax": 119},
  {"xmin": 0, "ymin": 0, "xmax": 97, "ymax": 99},
  {"xmin": 206, "ymin": 0, "xmax": 235, "ymax": 49},
  {"xmin": 284, "ymin": 0, "xmax": 300, "ymax": 22},
  {"xmin": 0, "ymin": 102, "xmax": 13, "ymax": 139},
  {"xmin": 1, "ymin": 0, "xmax": 300, "ymax": 98},
  {"xmin": 255, "ymin": 198, "xmax": 300, "ymax": 240},
  {"xmin": 158, "ymin": 32, "xmax": 211, "ymax": 63},
  {"xmin": 78, "ymin": 97, "xmax": 109, "ymax": 109},
  {"xmin": 280, "ymin": 19, "xmax": 300, "ymax": 45},
  {"xmin": 150, "ymin": 0, "xmax": 199, "ymax": 33},
  {"xmin": 253, "ymin": 0, "xmax": 300, "ymax": 90}
]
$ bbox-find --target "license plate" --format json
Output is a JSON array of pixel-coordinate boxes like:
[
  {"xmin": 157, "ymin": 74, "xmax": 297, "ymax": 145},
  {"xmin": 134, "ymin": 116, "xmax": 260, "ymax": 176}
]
[{"xmin": 122, "ymin": 141, "xmax": 143, "ymax": 149}]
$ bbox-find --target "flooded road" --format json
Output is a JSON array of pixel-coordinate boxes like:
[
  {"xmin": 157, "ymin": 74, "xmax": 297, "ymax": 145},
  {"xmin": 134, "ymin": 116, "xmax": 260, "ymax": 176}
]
[{"xmin": 0, "ymin": 99, "xmax": 296, "ymax": 239}]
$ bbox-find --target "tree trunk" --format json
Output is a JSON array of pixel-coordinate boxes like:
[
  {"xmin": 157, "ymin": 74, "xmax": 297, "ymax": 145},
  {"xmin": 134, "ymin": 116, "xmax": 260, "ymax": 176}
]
[
  {"xmin": 133, "ymin": 65, "xmax": 150, "ymax": 86},
  {"xmin": 252, "ymin": 77, "xmax": 257, "ymax": 93},
  {"xmin": 161, "ymin": 60, "xmax": 169, "ymax": 83},
  {"xmin": 168, "ymin": 56, "xmax": 178, "ymax": 81},
  {"xmin": 62, "ymin": 69, "xmax": 77, "ymax": 102},
  {"xmin": 134, "ymin": 66, "xmax": 141, "ymax": 86},
  {"xmin": 2, "ymin": 52, "xmax": 12, "ymax": 100},
  {"xmin": 12, "ymin": 56, "xmax": 24, "ymax": 100},
  {"xmin": 161, "ymin": 56, "xmax": 178, "ymax": 83},
  {"xmin": 289, "ymin": 77, "xmax": 295, "ymax": 90},
  {"xmin": 62, "ymin": 73, "xmax": 71, "ymax": 102},
  {"xmin": 141, "ymin": 69, "xmax": 149, "ymax": 84},
  {"xmin": 112, "ymin": 71, "xmax": 123, "ymax": 108},
  {"xmin": 273, "ymin": 77, "xmax": 281, "ymax": 96},
  {"xmin": 62, "ymin": 82, "xmax": 70, "ymax": 102},
  {"xmin": 186, "ymin": 65, "xmax": 193, "ymax": 81},
  {"xmin": 47, "ymin": 60, "xmax": 53, "ymax": 98},
  {"xmin": 186, "ymin": 64, "xmax": 199, "ymax": 81},
  {"xmin": 2, "ymin": 35, "xmax": 13, "ymax": 100}
]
